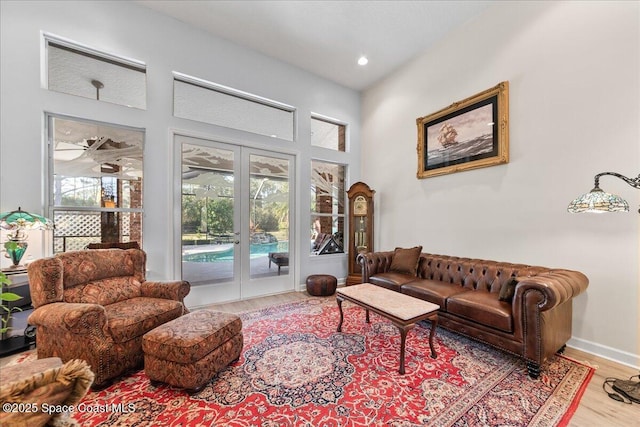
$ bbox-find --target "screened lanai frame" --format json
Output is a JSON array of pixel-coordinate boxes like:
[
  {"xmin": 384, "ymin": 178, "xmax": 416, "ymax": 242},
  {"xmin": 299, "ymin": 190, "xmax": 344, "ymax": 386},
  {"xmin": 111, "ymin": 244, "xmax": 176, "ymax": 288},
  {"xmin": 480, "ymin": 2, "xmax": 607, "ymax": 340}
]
[{"xmin": 46, "ymin": 113, "xmax": 145, "ymax": 253}]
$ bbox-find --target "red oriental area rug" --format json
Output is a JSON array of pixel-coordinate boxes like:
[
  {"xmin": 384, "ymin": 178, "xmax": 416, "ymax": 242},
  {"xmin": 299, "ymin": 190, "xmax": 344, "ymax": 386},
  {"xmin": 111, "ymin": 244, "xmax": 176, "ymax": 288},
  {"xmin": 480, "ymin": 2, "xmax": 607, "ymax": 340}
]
[{"xmin": 13, "ymin": 298, "xmax": 593, "ymax": 426}]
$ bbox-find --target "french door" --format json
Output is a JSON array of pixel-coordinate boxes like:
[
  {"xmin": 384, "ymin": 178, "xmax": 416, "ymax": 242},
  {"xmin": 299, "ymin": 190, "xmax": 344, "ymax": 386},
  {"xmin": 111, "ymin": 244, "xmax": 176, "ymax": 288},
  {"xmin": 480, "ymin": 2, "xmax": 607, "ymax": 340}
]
[{"xmin": 178, "ymin": 135, "xmax": 294, "ymax": 302}]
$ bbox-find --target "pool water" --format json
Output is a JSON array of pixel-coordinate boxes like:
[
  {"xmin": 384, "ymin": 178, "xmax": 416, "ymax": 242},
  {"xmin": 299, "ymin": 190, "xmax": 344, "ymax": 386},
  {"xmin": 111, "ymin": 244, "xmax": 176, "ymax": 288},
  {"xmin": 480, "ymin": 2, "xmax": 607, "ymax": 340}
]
[{"xmin": 183, "ymin": 242, "xmax": 289, "ymax": 262}]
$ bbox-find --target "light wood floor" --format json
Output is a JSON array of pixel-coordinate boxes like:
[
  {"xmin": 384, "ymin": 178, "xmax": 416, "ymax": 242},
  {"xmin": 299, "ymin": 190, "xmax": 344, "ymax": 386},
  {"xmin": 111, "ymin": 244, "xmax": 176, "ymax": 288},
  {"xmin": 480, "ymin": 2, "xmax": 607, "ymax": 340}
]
[{"xmin": 2, "ymin": 291, "xmax": 638, "ymax": 426}]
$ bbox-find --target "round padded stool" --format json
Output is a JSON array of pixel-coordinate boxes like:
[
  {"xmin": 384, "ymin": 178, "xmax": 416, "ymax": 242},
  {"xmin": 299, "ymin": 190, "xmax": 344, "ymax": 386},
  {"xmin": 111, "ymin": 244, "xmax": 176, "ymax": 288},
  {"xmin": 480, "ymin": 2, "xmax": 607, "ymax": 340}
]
[{"xmin": 306, "ymin": 274, "xmax": 338, "ymax": 296}]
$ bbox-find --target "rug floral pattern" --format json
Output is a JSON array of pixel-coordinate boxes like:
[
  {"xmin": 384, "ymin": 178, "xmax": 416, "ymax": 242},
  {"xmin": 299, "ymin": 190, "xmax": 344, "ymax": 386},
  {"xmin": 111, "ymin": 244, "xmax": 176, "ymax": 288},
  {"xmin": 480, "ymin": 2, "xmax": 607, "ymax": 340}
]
[
  {"xmin": 204, "ymin": 331, "xmax": 365, "ymax": 407},
  {"xmin": 9, "ymin": 298, "xmax": 593, "ymax": 426}
]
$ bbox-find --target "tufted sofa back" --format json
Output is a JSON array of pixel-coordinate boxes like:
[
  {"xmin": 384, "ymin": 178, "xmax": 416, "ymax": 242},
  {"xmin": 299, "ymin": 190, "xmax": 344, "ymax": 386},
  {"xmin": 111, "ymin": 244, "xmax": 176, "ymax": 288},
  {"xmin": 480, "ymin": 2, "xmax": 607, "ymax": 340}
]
[{"xmin": 417, "ymin": 253, "xmax": 550, "ymax": 293}]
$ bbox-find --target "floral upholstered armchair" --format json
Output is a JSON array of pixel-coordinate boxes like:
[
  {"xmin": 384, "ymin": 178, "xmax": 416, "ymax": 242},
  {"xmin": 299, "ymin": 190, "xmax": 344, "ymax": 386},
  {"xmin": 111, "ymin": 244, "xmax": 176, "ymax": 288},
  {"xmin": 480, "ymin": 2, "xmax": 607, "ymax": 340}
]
[{"xmin": 27, "ymin": 249, "xmax": 190, "ymax": 388}]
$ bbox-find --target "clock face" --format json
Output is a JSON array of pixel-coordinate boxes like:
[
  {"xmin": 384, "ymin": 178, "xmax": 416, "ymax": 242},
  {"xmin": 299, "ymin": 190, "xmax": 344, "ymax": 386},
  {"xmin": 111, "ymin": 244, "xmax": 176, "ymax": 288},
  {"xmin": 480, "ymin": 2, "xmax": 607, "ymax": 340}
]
[{"xmin": 353, "ymin": 196, "xmax": 367, "ymax": 216}]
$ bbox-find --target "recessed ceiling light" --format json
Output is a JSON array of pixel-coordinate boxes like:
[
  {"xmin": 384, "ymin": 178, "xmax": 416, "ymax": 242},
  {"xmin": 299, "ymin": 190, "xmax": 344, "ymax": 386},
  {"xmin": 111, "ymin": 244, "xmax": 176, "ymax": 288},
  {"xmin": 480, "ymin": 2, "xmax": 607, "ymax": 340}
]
[{"xmin": 357, "ymin": 56, "xmax": 368, "ymax": 66}]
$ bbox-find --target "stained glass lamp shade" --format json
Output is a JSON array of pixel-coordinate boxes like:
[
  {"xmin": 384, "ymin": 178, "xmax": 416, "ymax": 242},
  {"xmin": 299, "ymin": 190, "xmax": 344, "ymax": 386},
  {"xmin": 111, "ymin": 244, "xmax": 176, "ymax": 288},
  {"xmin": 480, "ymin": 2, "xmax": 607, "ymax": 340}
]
[
  {"xmin": 567, "ymin": 172, "xmax": 639, "ymax": 214},
  {"xmin": 567, "ymin": 188, "xmax": 629, "ymax": 213},
  {"xmin": 0, "ymin": 207, "xmax": 53, "ymax": 267}
]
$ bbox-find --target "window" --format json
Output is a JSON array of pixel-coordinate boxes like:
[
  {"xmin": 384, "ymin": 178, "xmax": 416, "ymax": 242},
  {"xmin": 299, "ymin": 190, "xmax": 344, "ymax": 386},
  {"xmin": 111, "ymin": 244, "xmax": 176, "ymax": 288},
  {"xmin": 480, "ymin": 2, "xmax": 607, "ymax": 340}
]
[
  {"xmin": 173, "ymin": 74, "xmax": 295, "ymax": 141},
  {"xmin": 45, "ymin": 34, "xmax": 146, "ymax": 109},
  {"xmin": 311, "ymin": 116, "xmax": 346, "ymax": 151},
  {"xmin": 310, "ymin": 161, "xmax": 345, "ymax": 255},
  {"xmin": 49, "ymin": 115, "xmax": 144, "ymax": 252}
]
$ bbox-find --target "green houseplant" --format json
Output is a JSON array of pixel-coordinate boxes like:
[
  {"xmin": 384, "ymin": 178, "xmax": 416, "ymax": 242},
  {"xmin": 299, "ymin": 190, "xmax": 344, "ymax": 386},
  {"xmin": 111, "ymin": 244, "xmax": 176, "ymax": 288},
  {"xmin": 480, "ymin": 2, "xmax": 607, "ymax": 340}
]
[{"xmin": 1, "ymin": 271, "xmax": 23, "ymax": 340}]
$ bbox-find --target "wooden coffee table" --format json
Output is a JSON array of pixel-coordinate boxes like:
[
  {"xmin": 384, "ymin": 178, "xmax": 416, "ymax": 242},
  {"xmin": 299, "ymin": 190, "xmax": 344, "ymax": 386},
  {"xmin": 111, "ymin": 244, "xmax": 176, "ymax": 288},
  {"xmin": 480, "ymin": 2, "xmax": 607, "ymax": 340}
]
[{"xmin": 336, "ymin": 283, "xmax": 439, "ymax": 374}]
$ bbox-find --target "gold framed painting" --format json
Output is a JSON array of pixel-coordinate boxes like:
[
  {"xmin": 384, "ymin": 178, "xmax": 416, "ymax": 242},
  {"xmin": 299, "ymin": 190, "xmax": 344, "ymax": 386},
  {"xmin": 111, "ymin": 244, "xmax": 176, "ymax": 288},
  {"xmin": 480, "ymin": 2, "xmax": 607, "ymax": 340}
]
[{"xmin": 417, "ymin": 81, "xmax": 509, "ymax": 179}]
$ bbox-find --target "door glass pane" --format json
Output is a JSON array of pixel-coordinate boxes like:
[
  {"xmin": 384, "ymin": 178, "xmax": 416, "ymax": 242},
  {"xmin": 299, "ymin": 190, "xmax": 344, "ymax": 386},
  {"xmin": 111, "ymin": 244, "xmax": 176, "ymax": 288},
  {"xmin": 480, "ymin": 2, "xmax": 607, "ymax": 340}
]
[
  {"xmin": 181, "ymin": 143, "xmax": 236, "ymax": 285},
  {"xmin": 249, "ymin": 154, "xmax": 290, "ymax": 278}
]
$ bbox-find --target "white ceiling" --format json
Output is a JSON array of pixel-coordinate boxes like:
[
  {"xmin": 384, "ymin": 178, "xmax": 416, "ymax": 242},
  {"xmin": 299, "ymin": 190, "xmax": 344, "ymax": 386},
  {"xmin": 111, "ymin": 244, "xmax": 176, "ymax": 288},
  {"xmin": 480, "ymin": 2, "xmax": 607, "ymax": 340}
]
[{"xmin": 136, "ymin": 0, "xmax": 494, "ymax": 91}]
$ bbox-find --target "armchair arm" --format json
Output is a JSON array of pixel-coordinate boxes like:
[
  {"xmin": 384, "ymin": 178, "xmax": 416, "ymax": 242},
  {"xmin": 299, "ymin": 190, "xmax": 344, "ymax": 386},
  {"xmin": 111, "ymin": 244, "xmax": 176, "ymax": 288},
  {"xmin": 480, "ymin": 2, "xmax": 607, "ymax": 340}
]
[
  {"xmin": 357, "ymin": 251, "xmax": 395, "ymax": 283},
  {"xmin": 140, "ymin": 280, "xmax": 190, "ymax": 302},
  {"xmin": 28, "ymin": 303, "xmax": 108, "ymax": 336},
  {"xmin": 513, "ymin": 269, "xmax": 589, "ymax": 312},
  {"xmin": 511, "ymin": 269, "xmax": 588, "ymax": 366}
]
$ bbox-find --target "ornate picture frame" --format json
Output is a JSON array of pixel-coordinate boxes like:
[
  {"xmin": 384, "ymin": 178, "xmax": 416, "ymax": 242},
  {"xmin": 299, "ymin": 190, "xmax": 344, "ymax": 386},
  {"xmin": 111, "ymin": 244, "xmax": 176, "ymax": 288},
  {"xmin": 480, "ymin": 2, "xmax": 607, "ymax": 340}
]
[{"xmin": 417, "ymin": 81, "xmax": 509, "ymax": 179}]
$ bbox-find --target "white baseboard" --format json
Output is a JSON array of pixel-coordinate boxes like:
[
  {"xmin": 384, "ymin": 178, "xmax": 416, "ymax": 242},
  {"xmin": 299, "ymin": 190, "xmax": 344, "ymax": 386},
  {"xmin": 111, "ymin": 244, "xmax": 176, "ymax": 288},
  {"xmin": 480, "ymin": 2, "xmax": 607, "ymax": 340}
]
[{"xmin": 568, "ymin": 337, "xmax": 640, "ymax": 370}]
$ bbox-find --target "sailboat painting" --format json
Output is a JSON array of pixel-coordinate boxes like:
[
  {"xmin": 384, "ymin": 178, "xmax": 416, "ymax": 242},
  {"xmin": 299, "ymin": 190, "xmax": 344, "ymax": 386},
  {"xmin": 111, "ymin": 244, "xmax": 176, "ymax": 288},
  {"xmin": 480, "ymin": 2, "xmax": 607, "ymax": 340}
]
[
  {"xmin": 416, "ymin": 81, "xmax": 509, "ymax": 179},
  {"xmin": 426, "ymin": 103, "xmax": 494, "ymax": 165}
]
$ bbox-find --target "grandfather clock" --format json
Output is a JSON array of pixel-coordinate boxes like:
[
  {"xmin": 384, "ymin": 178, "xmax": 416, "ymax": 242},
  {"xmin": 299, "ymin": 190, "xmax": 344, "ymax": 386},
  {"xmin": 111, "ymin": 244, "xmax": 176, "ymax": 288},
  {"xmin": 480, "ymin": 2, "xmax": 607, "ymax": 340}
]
[{"xmin": 346, "ymin": 182, "xmax": 375, "ymax": 286}]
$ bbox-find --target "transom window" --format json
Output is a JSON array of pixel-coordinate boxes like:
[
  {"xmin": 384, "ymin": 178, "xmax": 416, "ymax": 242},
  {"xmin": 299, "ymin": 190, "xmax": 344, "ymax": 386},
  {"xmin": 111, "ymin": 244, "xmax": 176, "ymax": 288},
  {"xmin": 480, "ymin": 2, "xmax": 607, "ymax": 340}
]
[
  {"xmin": 311, "ymin": 116, "xmax": 346, "ymax": 152},
  {"xmin": 173, "ymin": 74, "xmax": 295, "ymax": 141},
  {"xmin": 45, "ymin": 34, "xmax": 147, "ymax": 109}
]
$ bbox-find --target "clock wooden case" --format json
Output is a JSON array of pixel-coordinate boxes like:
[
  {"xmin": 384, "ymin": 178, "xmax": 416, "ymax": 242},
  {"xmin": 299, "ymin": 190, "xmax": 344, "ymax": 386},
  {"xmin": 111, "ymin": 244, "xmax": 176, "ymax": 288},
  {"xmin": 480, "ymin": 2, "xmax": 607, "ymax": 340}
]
[{"xmin": 346, "ymin": 182, "xmax": 375, "ymax": 286}]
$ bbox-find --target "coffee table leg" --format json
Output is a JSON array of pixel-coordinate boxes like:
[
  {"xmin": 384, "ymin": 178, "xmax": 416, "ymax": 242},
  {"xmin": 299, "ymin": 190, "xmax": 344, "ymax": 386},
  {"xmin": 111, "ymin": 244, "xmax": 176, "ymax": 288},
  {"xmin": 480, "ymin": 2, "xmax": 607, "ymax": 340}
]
[
  {"xmin": 399, "ymin": 327, "xmax": 408, "ymax": 374},
  {"xmin": 396, "ymin": 324, "xmax": 416, "ymax": 375},
  {"xmin": 336, "ymin": 297, "xmax": 344, "ymax": 332},
  {"xmin": 365, "ymin": 309, "xmax": 370, "ymax": 323},
  {"xmin": 428, "ymin": 314, "xmax": 438, "ymax": 359}
]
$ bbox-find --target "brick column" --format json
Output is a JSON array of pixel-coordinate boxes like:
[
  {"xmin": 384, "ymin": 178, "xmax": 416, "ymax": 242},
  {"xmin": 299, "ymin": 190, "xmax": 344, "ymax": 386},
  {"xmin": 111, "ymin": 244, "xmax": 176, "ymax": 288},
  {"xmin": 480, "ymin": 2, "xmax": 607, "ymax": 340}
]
[{"xmin": 129, "ymin": 178, "xmax": 143, "ymax": 244}]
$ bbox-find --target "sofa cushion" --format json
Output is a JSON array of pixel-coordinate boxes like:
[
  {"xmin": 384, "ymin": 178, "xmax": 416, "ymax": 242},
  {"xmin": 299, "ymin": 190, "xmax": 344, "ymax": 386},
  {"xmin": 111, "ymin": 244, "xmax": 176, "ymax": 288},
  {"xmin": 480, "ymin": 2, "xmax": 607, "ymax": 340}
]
[
  {"xmin": 369, "ymin": 272, "xmax": 417, "ymax": 292},
  {"xmin": 389, "ymin": 246, "xmax": 422, "ymax": 275},
  {"xmin": 64, "ymin": 276, "xmax": 142, "ymax": 305},
  {"xmin": 57, "ymin": 250, "xmax": 137, "ymax": 288},
  {"xmin": 106, "ymin": 297, "xmax": 184, "ymax": 343},
  {"xmin": 498, "ymin": 277, "xmax": 519, "ymax": 302},
  {"xmin": 446, "ymin": 290, "xmax": 513, "ymax": 333},
  {"xmin": 401, "ymin": 279, "xmax": 468, "ymax": 308}
]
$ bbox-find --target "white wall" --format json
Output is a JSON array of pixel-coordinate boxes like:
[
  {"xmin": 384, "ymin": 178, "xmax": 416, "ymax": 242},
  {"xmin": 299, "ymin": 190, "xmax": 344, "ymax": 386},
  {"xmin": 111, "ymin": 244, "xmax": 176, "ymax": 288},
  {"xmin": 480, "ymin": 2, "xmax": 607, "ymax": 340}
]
[
  {"xmin": 0, "ymin": 1, "xmax": 360, "ymax": 304},
  {"xmin": 362, "ymin": 1, "xmax": 639, "ymax": 367}
]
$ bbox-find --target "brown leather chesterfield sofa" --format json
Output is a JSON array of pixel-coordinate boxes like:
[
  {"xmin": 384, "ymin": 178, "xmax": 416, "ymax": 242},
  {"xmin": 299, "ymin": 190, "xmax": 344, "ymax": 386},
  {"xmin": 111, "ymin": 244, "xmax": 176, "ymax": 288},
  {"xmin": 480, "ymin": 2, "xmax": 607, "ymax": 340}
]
[
  {"xmin": 357, "ymin": 247, "xmax": 589, "ymax": 378},
  {"xmin": 27, "ymin": 248, "xmax": 190, "ymax": 388}
]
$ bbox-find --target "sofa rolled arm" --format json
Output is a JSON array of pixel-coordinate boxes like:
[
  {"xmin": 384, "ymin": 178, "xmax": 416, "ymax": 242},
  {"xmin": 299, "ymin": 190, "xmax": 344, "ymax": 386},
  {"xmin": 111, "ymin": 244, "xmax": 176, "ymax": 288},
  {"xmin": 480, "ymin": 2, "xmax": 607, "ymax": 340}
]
[
  {"xmin": 141, "ymin": 280, "xmax": 190, "ymax": 302},
  {"xmin": 514, "ymin": 269, "xmax": 589, "ymax": 311},
  {"xmin": 28, "ymin": 303, "xmax": 108, "ymax": 336},
  {"xmin": 357, "ymin": 251, "xmax": 395, "ymax": 283}
]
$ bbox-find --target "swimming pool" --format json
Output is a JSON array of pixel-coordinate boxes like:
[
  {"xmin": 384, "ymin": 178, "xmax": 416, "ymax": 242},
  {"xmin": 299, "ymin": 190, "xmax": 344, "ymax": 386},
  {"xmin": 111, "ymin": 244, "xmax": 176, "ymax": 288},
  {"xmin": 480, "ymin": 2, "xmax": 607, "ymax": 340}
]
[{"xmin": 183, "ymin": 242, "xmax": 289, "ymax": 262}]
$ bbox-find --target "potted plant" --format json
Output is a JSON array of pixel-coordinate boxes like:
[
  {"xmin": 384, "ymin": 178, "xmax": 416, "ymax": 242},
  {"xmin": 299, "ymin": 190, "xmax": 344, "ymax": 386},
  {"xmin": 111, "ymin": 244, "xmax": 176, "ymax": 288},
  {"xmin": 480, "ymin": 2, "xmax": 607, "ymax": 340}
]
[{"xmin": 0, "ymin": 271, "xmax": 23, "ymax": 340}]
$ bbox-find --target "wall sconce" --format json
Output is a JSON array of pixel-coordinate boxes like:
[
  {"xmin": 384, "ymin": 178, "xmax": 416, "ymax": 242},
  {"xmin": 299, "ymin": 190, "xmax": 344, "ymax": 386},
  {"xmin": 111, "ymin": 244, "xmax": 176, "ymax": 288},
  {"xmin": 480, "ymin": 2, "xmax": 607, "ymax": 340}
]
[{"xmin": 567, "ymin": 172, "xmax": 640, "ymax": 214}]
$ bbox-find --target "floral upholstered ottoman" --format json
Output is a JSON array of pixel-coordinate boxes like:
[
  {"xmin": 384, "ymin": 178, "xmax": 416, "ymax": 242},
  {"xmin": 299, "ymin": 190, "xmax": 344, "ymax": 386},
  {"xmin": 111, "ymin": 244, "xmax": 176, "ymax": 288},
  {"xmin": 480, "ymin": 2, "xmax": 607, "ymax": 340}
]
[{"xmin": 142, "ymin": 310, "xmax": 243, "ymax": 393}]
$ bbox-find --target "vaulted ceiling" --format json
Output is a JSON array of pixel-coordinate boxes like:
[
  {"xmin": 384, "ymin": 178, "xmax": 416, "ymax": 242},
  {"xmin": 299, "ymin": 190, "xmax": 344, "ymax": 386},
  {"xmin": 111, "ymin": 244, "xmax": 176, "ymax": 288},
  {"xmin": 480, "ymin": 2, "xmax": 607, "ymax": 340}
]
[{"xmin": 136, "ymin": 0, "xmax": 494, "ymax": 91}]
